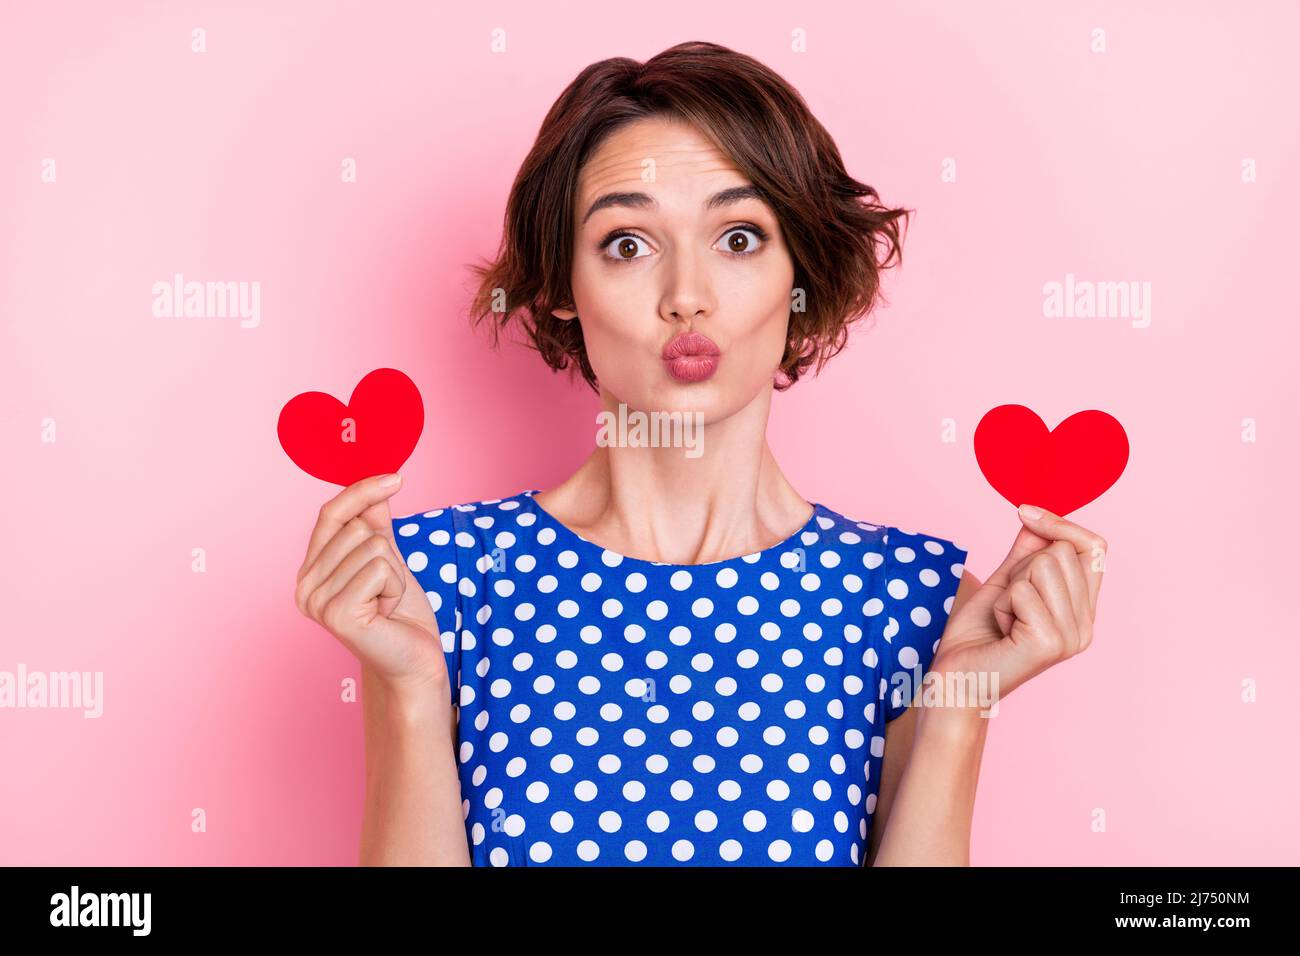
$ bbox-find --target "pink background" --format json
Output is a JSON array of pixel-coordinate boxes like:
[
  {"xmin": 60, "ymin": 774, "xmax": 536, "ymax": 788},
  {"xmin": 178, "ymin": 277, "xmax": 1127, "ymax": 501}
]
[{"xmin": 2, "ymin": 0, "xmax": 1297, "ymax": 865}]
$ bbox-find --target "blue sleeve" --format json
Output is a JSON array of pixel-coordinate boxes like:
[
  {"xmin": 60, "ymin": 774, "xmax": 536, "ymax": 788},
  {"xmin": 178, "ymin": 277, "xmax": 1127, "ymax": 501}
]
[
  {"xmin": 877, "ymin": 525, "xmax": 969, "ymax": 723},
  {"xmin": 390, "ymin": 506, "xmax": 465, "ymax": 709}
]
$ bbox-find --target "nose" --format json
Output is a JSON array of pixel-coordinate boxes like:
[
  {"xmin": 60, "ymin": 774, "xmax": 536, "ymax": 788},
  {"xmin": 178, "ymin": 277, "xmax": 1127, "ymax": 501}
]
[{"xmin": 658, "ymin": 244, "xmax": 715, "ymax": 325}]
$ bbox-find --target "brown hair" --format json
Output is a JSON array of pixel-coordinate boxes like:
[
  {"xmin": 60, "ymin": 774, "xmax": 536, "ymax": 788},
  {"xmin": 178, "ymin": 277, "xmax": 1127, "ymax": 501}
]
[{"xmin": 467, "ymin": 40, "xmax": 910, "ymax": 392}]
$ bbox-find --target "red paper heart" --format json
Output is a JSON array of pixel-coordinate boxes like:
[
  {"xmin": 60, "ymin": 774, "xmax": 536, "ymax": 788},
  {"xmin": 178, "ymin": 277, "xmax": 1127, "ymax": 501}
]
[
  {"xmin": 974, "ymin": 404, "xmax": 1128, "ymax": 516},
  {"xmin": 277, "ymin": 368, "xmax": 424, "ymax": 486}
]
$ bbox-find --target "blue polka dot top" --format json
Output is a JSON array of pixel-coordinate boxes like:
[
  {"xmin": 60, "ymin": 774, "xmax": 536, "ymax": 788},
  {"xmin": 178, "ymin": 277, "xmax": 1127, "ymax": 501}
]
[{"xmin": 391, "ymin": 488, "xmax": 968, "ymax": 866}]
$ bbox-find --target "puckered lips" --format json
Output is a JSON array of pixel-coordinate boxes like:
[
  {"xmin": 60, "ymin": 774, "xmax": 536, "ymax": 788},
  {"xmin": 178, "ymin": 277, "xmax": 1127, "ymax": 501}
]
[{"xmin": 662, "ymin": 331, "xmax": 721, "ymax": 383}]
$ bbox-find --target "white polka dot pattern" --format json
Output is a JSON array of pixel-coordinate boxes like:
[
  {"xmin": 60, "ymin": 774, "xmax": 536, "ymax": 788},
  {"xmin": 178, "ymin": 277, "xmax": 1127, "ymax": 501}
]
[
  {"xmin": 391, "ymin": 489, "xmax": 968, "ymax": 866},
  {"xmin": 876, "ymin": 527, "xmax": 968, "ymax": 722}
]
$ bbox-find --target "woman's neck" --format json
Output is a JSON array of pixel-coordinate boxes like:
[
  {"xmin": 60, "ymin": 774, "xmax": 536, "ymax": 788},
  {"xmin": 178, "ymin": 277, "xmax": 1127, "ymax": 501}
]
[{"xmin": 531, "ymin": 386, "xmax": 813, "ymax": 566}]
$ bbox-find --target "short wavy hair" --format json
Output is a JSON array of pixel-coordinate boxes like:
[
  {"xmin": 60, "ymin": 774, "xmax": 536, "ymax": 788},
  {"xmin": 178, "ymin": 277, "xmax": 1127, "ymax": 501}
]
[{"xmin": 467, "ymin": 40, "xmax": 910, "ymax": 392}]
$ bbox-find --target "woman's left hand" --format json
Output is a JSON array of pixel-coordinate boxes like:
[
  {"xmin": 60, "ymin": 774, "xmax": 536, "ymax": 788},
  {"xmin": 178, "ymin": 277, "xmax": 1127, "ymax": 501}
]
[{"xmin": 931, "ymin": 504, "xmax": 1107, "ymax": 706}]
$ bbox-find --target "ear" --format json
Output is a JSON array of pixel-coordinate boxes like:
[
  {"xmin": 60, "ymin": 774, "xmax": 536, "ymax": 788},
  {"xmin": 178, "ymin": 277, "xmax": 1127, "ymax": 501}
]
[{"xmin": 551, "ymin": 306, "xmax": 578, "ymax": 321}]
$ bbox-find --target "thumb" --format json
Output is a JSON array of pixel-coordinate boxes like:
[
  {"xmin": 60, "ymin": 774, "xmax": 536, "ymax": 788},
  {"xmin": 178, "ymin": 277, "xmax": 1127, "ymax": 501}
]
[
  {"xmin": 983, "ymin": 510, "xmax": 1052, "ymax": 592},
  {"xmin": 979, "ymin": 505, "xmax": 1054, "ymax": 638},
  {"xmin": 358, "ymin": 473, "xmax": 402, "ymax": 546},
  {"xmin": 950, "ymin": 574, "xmax": 1013, "ymax": 639}
]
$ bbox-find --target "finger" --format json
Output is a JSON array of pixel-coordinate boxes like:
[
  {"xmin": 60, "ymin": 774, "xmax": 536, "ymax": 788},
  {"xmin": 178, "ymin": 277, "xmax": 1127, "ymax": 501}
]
[
  {"xmin": 1047, "ymin": 539, "xmax": 1094, "ymax": 648},
  {"xmin": 1001, "ymin": 577, "xmax": 1061, "ymax": 671},
  {"xmin": 993, "ymin": 547, "xmax": 1077, "ymax": 647},
  {"xmin": 1016, "ymin": 504, "xmax": 1107, "ymax": 613},
  {"xmin": 299, "ymin": 473, "xmax": 403, "ymax": 581},
  {"xmin": 983, "ymin": 522, "xmax": 1053, "ymax": 593},
  {"xmin": 359, "ymin": 496, "xmax": 400, "ymax": 546},
  {"xmin": 999, "ymin": 539, "xmax": 1091, "ymax": 635},
  {"xmin": 1080, "ymin": 537, "xmax": 1106, "ymax": 616},
  {"xmin": 296, "ymin": 517, "xmax": 377, "ymax": 615},
  {"xmin": 321, "ymin": 556, "xmax": 405, "ymax": 644},
  {"xmin": 360, "ymin": 501, "xmax": 419, "ymax": 598},
  {"xmin": 1027, "ymin": 545, "xmax": 1082, "ymax": 650},
  {"xmin": 305, "ymin": 534, "xmax": 405, "ymax": 624},
  {"xmin": 1015, "ymin": 503, "xmax": 1107, "ymax": 557}
]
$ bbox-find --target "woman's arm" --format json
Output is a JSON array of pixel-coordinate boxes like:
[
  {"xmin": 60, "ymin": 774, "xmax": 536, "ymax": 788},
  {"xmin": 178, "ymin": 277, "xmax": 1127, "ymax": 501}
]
[
  {"xmin": 868, "ymin": 505, "xmax": 1108, "ymax": 865},
  {"xmin": 867, "ymin": 570, "xmax": 988, "ymax": 866},
  {"xmin": 359, "ymin": 663, "xmax": 471, "ymax": 866},
  {"xmin": 292, "ymin": 475, "xmax": 472, "ymax": 866}
]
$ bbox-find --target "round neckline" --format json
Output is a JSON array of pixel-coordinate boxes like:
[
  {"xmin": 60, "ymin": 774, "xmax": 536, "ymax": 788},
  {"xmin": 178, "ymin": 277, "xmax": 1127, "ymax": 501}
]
[{"xmin": 518, "ymin": 488, "xmax": 825, "ymax": 570}]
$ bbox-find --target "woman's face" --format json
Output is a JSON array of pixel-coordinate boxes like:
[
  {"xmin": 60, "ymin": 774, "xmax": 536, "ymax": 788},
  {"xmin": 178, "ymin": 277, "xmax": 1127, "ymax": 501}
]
[{"xmin": 555, "ymin": 115, "xmax": 795, "ymax": 421}]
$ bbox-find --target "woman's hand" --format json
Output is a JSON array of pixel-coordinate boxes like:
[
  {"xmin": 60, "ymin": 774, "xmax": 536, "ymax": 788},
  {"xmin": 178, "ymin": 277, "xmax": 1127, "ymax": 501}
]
[
  {"xmin": 294, "ymin": 473, "xmax": 450, "ymax": 702},
  {"xmin": 930, "ymin": 504, "xmax": 1107, "ymax": 707}
]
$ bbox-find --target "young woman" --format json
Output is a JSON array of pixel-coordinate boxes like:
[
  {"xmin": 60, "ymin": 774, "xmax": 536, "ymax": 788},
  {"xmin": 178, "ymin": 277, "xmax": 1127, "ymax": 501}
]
[{"xmin": 295, "ymin": 41, "xmax": 1106, "ymax": 867}]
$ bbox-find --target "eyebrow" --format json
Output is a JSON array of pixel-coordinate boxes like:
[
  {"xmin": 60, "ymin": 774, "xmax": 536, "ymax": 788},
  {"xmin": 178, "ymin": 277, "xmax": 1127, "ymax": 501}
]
[{"xmin": 580, "ymin": 185, "xmax": 765, "ymax": 225}]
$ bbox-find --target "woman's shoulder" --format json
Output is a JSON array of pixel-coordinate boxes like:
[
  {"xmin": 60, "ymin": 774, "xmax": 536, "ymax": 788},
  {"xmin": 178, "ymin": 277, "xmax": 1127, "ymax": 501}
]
[
  {"xmin": 392, "ymin": 488, "xmax": 534, "ymax": 523},
  {"xmin": 817, "ymin": 501, "xmax": 963, "ymax": 546},
  {"xmin": 390, "ymin": 488, "xmax": 537, "ymax": 557},
  {"xmin": 814, "ymin": 501, "xmax": 969, "ymax": 573}
]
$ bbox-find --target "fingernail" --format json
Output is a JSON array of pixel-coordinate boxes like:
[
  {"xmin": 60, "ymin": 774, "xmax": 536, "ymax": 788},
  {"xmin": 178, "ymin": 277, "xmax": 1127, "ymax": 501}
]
[
  {"xmin": 377, "ymin": 473, "xmax": 401, "ymax": 488},
  {"xmin": 1018, "ymin": 503, "xmax": 1042, "ymax": 520}
]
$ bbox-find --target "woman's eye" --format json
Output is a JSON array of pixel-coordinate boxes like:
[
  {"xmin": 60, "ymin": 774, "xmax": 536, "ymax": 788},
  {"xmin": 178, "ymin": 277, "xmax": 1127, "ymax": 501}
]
[
  {"xmin": 718, "ymin": 227, "xmax": 764, "ymax": 255},
  {"xmin": 603, "ymin": 234, "xmax": 652, "ymax": 262},
  {"xmin": 600, "ymin": 227, "xmax": 766, "ymax": 262}
]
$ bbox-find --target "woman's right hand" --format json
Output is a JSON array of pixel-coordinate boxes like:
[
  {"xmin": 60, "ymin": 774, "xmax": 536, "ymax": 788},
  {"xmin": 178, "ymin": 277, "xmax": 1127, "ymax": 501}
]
[{"xmin": 294, "ymin": 473, "xmax": 451, "ymax": 704}]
